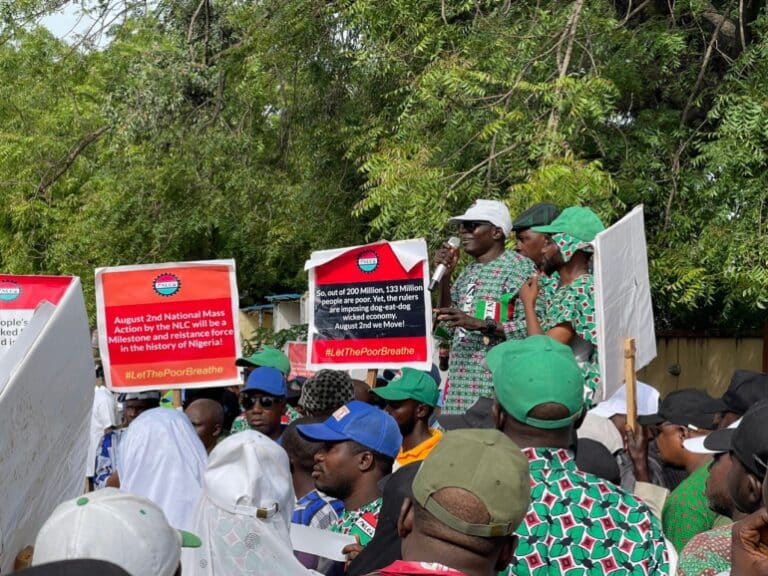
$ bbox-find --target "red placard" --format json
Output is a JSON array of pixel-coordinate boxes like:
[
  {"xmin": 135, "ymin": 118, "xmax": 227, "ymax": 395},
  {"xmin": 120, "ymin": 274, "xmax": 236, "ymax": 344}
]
[
  {"xmin": 95, "ymin": 260, "xmax": 241, "ymax": 392},
  {"xmin": 306, "ymin": 240, "xmax": 432, "ymax": 370}
]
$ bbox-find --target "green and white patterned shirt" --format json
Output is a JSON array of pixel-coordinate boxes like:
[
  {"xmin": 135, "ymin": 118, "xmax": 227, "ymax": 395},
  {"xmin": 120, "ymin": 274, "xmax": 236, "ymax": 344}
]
[
  {"xmin": 443, "ymin": 250, "xmax": 533, "ymax": 414},
  {"xmin": 330, "ymin": 497, "xmax": 382, "ymax": 546}
]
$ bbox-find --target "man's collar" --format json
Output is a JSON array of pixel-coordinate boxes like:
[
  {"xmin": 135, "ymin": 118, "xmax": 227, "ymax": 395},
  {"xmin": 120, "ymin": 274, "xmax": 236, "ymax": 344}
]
[{"xmin": 523, "ymin": 446, "xmax": 576, "ymax": 470}]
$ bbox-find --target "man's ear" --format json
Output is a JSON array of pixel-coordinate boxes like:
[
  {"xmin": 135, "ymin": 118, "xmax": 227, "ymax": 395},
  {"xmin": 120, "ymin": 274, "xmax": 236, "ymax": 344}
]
[
  {"xmin": 358, "ymin": 450, "xmax": 376, "ymax": 473},
  {"xmin": 213, "ymin": 424, "xmax": 223, "ymax": 438},
  {"xmin": 495, "ymin": 535, "xmax": 518, "ymax": 571},
  {"xmin": 747, "ymin": 473, "xmax": 763, "ymax": 511},
  {"xmin": 416, "ymin": 403, "xmax": 430, "ymax": 419},
  {"xmin": 397, "ymin": 497, "xmax": 414, "ymax": 539}
]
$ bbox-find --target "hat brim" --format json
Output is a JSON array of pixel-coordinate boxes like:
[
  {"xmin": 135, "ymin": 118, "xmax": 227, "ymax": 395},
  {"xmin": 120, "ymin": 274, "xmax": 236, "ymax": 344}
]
[
  {"xmin": 637, "ymin": 414, "xmax": 664, "ymax": 426},
  {"xmin": 683, "ymin": 435, "xmax": 720, "ymax": 455},
  {"xmin": 371, "ymin": 387, "xmax": 415, "ymax": 403},
  {"xmin": 530, "ymin": 223, "xmax": 560, "ymax": 234},
  {"xmin": 438, "ymin": 414, "xmax": 475, "ymax": 430},
  {"xmin": 589, "ymin": 402, "xmax": 620, "ymax": 419},
  {"xmin": 296, "ymin": 422, "xmax": 349, "ymax": 443},
  {"xmin": 703, "ymin": 428, "xmax": 735, "ymax": 453},
  {"xmin": 179, "ymin": 530, "xmax": 202, "ymax": 548},
  {"xmin": 235, "ymin": 357, "xmax": 257, "ymax": 367}
]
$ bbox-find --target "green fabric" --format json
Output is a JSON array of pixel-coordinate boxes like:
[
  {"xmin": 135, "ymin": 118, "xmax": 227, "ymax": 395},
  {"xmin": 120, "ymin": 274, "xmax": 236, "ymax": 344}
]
[
  {"xmin": 678, "ymin": 523, "xmax": 732, "ymax": 576},
  {"xmin": 330, "ymin": 497, "xmax": 382, "ymax": 546},
  {"xmin": 551, "ymin": 232, "xmax": 592, "ymax": 263},
  {"xmin": 662, "ymin": 465, "xmax": 718, "ymax": 551},
  {"xmin": 487, "ymin": 336, "xmax": 584, "ymax": 429},
  {"xmin": 541, "ymin": 274, "xmax": 600, "ymax": 407},
  {"xmin": 443, "ymin": 249, "xmax": 533, "ymax": 414},
  {"xmin": 531, "ymin": 206, "xmax": 605, "ymax": 242},
  {"xmin": 237, "ymin": 345, "xmax": 291, "ymax": 375},
  {"xmin": 372, "ymin": 367, "xmax": 439, "ymax": 406}
]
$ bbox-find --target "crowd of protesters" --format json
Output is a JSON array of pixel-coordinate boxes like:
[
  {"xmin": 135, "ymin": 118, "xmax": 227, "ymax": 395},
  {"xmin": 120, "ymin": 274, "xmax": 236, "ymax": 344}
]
[{"xmin": 15, "ymin": 200, "xmax": 768, "ymax": 576}]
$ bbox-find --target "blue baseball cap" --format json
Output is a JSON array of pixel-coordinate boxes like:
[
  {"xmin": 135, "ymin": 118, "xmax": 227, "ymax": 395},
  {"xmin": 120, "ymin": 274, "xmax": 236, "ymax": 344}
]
[
  {"xmin": 243, "ymin": 367, "xmax": 287, "ymax": 397},
  {"xmin": 297, "ymin": 400, "xmax": 403, "ymax": 459}
]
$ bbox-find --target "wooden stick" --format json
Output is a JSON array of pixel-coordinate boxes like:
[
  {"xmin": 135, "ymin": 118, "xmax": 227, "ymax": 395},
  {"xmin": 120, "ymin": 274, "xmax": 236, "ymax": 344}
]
[
  {"xmin": 172, "ymin": 389, "xmax": 182, "ymax": 408},
  {"xmin": 624, "ymin": 338, "xmax": 637, "ymax": 431},
  {"xmin": 366, "ymin": 369, "xmax": 378, "ymax": 388}
]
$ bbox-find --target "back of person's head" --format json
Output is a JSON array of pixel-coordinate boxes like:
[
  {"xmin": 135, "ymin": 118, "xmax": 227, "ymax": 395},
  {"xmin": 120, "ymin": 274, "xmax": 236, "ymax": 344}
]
[
  {"xmin": 33, "ymin": 488, "xmax": 200, "ymax": 576},
  {"xmin": 400, "ymin": 429, "xmax": 530, "ymax": 573},
  {"xmin": 487, "ymin": 336, "xmax": 584, "ymax": 446},
  {"xmin": 117, "ymin": 407, "xmax": 207, "ymax": 530},
  {"xmin": 724, "ymin": 402, "xmax": 768, "ymax": 514},
  {"xmin": 298, "ymin": 369, "xmax": 354, "ymax": 417},
  {"xmin": 282, "ymin": 415, "xmax": 326, "ymax": 474},
  {"xmin": 575, "ymin": 438, "xmax": 621, "ymax": 484},
  {"xmin": 184, "ymin": 398, "xmax": 225, "ymax": 451}
]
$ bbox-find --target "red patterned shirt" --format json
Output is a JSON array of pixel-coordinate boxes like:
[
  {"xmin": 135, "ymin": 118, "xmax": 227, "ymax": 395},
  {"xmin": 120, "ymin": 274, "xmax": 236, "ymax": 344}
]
[{"xmin": 504, "ymin": 447, "xmax": 670, "ymax": 576}]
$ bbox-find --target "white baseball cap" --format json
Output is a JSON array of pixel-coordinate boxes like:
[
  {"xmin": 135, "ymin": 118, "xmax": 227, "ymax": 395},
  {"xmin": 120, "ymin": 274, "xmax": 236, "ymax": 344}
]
[
  {"xmin": 449, "ymin": 199, "xmax": 513, "ymax": 237},
  {"xmin": 590, "ymin": 381, "xmax": 660, "ymax": 419},
  {"xmin": 33, "ymin": 488, "xmax": 201, "ymax": 576}
]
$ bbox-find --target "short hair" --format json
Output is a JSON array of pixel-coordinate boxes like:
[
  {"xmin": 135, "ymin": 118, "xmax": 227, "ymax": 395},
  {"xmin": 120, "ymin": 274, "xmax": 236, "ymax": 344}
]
[
  {"xmin": 349, "ymin": 441, "xmax": 394, "ymax": 476},
  {"xmin": 413, "ymin": 487, "xmax": 502, "ymax": 556},
  {"xmin": 281, "ymin": 416, "xmax": 325, "ymax": 472}
]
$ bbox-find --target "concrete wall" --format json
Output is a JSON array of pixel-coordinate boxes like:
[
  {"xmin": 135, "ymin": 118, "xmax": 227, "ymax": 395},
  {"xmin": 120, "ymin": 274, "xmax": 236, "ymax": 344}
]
[{"xmin": 638, "ymin": 337, "xmax": 763, "ymax": 398}]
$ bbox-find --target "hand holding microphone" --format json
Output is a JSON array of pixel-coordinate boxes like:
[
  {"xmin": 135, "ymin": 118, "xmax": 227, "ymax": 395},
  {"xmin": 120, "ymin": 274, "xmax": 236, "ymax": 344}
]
[{"xmin": 429, "ymin": 236, "xmax": 460, "ymax": 291}]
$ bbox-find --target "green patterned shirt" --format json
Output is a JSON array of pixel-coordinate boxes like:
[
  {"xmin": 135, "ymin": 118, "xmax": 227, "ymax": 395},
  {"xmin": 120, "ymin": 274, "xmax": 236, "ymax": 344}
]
[
  {"xmin": 662, "ymin": 464, "xmax": 717, "ymax": 551},
  {"xmin": 678, "ymin": 523, "xmax": 732, "ymax": 576},
  {"xmin": 330, "ymin": 497, "xmax": 382, "ymax": 546},
  {"xmin": 505, "ymin": 447, "xmax": 669, "ymax": 576},
  {"xmin": 443, "ymin": 250, "xmax": 533, "ymax": 414},
  {"xmin": 541, "ymin": 274, "xmax": 600, "ymax": 406}
]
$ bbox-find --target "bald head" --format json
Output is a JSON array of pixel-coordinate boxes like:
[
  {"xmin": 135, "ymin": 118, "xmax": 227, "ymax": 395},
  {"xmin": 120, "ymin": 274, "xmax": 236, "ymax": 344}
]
[{"xmin": 185, "ymin": 399, "xmax": 224, "ymax": 453}]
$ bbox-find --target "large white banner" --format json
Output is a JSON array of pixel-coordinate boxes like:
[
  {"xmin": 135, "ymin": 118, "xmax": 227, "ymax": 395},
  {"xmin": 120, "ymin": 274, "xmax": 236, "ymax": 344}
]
[
  {"xmin": 0, "ymin": 278, "xmax": 94, "ymax": 573},
  {"xmin": 593, "ymin": 205, "xmax": 656, "ymax": 402}
]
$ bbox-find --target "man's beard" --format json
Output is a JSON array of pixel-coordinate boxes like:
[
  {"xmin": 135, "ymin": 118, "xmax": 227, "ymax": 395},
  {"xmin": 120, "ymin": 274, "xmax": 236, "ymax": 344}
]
[{"xmin": 316, "ymin": 477, "xmax": 353, "ymax": 501}]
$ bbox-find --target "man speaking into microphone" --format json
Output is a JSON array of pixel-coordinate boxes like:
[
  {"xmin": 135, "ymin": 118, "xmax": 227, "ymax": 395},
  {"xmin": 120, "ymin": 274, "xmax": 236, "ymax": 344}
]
[{"xmin": 433, "ymin": 199, "xmax": 533, "ymax": 415}]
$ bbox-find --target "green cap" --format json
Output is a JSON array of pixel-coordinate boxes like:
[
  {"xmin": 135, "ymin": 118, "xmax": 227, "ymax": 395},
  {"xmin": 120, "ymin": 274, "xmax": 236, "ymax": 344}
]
[
  {"xmin": 372, "ymin": 368, "xmax": 439, "ymax": 407},
  {"xmin": 487, "ymin": 335, "xmax": 584, "ymax": 430},
  {"xmin": 531, "ymin": 206, "xmax": 605, "ymax": 242},
  {"xmin": 511, "ymin": 202, "xmax": 560, "ymax": 231},
  {"xmin": 236, "ymin": 345, "xmax": 291, "ymax": 375},
  {"xmin": 412, "ymin": 429, "xmax": 530, "ymax": 537}
]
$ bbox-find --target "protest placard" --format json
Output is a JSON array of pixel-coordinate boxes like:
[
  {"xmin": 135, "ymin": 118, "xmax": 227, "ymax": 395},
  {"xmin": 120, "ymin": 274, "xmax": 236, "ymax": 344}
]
[
  {"xmin": 287, "ymin": 341, "xmax": 315, "ymax": 379},
  {"xmin": 0, "ymin": 275, "xmax": 72, "ymax": 356},
  {"xmin": 593, "ymin": 205, "xmax": 656, "ymax": 402},
  {"xmin": 305, "ymin": 239, "xmax": 432, "ymax": 371},
  {"xmin": 0, "ymin": 278, "xmax": 94, "ymax": 574},
  {"xmin": 95, "ymin": 260, "xmax": 241, "ymax": 392}
]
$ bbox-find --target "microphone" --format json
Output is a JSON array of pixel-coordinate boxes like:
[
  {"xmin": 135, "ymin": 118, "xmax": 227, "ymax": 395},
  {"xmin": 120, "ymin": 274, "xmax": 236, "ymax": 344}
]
[{"xmin": 429, "ymin": 236, "xmax": 461, "ymax": 291}]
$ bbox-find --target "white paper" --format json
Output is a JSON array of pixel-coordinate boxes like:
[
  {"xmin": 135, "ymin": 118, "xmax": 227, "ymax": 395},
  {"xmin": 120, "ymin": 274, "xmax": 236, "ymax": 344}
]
[
  {"xmin": 593, "ymin": 205, "xmax": 656, "ymax": 402},
  {"xmin": 290, "ymin": 523, "xmax": 356, "ymax": 562},
  {"xmin": 0, "ymin": 278, "xmax": 94, "ymax": 573}
]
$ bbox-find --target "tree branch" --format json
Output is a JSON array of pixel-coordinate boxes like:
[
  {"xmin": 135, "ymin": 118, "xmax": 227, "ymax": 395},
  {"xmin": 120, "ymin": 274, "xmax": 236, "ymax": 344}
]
[
  {"xmin": 36, "ymin": 126, "xmax": 109, "ymax": 198},
  {"xmin": 547, "ymin": 0, "xmax": 585, "ymax": 135}
]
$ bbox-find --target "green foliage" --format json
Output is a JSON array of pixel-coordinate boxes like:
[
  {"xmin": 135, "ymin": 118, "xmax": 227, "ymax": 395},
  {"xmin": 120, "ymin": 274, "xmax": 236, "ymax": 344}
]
[{"xmin": 1, "ymin": 0, "xmax": 768, "ymax": 333}]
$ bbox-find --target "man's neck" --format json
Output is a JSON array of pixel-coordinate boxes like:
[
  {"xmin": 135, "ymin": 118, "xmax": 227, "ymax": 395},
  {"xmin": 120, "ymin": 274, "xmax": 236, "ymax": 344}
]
[
  {"xmin": 684, "ymin": 452, "xmax": 712, "ymax": 474},
  {"xmin": 293, "ymin": 471, "xmax": 315, "ymax": 501},
  {"xmin": 475, "ymin": 243, "xmax": 505, "ymax": 264},
  {"xmin": 557, "ymin": 255, "xmax": 589, "ymax": 286},
  {"xmin": 344, "ymin": 482, "xmax": 382, "ymax": 512},
  {"xmin": 402, "ymin": 423, "xmax": 432, "ymax": 452},
  {"xmin": 403, "ymin": 534, "xmax": 495, "ymax": 576}
]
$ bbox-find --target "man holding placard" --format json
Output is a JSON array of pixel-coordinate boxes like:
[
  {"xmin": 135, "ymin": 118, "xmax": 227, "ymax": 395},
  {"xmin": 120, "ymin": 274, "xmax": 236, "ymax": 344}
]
[
  {"xmin": 434, "ymin": 200, "xmax": 533, "ymax": 415},
  {"xmin": 519, "ymin": 207, "xmax": 605, "ymax": 405}
]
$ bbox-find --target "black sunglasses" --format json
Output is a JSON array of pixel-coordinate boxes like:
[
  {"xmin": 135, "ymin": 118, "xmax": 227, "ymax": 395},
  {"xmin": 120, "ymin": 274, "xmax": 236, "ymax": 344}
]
[
  {"xmin": 460, "ymin": 220, "xmax": 493, "ymax": 232},
  {"xmin": 240, "ymin": 394, "xmax": 282, "ymax": 411}
]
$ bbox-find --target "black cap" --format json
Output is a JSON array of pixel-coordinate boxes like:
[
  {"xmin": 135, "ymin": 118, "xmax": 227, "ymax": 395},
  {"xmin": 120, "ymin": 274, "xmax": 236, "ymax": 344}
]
[
  {"xmin": 24, "ymin": 560, "xmax": 130, "ymax": 575},
  {"xmin": 575, "ymin": 438, "xmax": 621, "ymax": 484},
  {"xmin": 438, "ymin": 396, "xmax": 495, "ymax": 430},
  {"xmin": 702, "ymin": 370, "xmax": 768, "ymax": 415},
  {"xmin": 730, "ymin": 402, "xmax": 768, "ymax": 478},
  {"xmin": 637, "ymin": 389, "xmax": 716, "ymax": 430},
  {"xmin": 511, "ymin": 203, "xmax": 560, "ymax": 231}
]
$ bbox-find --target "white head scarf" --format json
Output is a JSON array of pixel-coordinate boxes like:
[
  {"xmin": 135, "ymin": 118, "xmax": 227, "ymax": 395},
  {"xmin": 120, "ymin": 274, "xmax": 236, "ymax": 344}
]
[
  {"xmin": 117, "ymin": 407, "xmax": 207, "ymax": 531},
  {"xmin": 184, "ymin": 430, "xmax": 314, "ymax": 576}
]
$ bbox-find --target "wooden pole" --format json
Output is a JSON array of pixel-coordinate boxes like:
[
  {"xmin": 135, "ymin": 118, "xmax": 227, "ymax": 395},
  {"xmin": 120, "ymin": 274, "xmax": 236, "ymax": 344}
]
[
  {"xmin": 624, "ymin": 337, "xmax": 637, "ymax": 431},
  {"xmin": 172, "ymin": 389, "xmax": 182, "ymax": 408},
  {"xmin": 366, "ymin": 369, "xmax": 378, "ymax": 388}
]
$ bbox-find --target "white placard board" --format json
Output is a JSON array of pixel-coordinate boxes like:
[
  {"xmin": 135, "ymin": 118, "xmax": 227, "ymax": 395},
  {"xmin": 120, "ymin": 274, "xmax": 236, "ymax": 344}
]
[
  {"xmin": 593, "ymin": 205, "xmax": 656, "ymax": 402},
  {"xmin": 0, "ymin": 278, "xmax": 95, "ymax": 573}
]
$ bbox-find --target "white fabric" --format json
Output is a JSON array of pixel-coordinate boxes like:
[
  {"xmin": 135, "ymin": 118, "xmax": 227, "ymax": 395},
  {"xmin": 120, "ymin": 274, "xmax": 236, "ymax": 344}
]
[
  {"xmin": 590, "ymin": 381, "xmax": 660, "ymax": 419},
  {"xmin": 184, "ymin": 431, "xmax": 316, "ymax": 576},
  {"xmin": 87, "ymin": 387, "xmax": 116, "ymax": 476},
  {"xmin": 684, "ymin": 417, "xmax": 742, "ymax": 454},
  {"xmin": 448, "ymin": 199, "xmax": 513, "ymax": 236},
  {"xmin": 118, "ymin": 407, "xmax": 207, "ymax": 531},
  {"xmin": 33, "ymin": 488, "xmax": 183, "ymax": 576},
  {"xmin": 578, "ymin": 412, "xmax": 625, "ymax": 454}
]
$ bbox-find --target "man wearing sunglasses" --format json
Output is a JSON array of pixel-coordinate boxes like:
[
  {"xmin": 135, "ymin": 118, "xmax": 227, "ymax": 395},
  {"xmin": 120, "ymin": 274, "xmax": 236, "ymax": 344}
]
[
  {"xmin": 434, "ymin": 199, "xmax": 534, "ymax": 415},
  {"xmin": 240, "ymin": 366, "xmax": 288, "ymax": 441}
]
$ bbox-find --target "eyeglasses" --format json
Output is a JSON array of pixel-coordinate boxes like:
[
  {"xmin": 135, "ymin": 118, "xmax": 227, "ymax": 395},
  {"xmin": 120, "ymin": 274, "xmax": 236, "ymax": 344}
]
[
  {"xmin": 460, "ymin": 220, "xmax": 492, "ymax": 232},
  {"xmin": 240, "ymin": 394, "xmax": 282, "ymax": 411}
]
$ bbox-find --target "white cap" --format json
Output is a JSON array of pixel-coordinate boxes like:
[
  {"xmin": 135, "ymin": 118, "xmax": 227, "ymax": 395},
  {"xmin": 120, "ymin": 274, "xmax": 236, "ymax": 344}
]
[
  {"xmin": 33, "ymin": 488, "xmax": 201, "ymax": 576},
  {"xmin": 449, "ymin": 200, "xmax": 513, "ymax": 237},
  {"xmin": 590, "ymin": 381, "xmax": 660, "ymax": 419},
  {"xmin": 204, "ymin": 430, "xmax": 294, "ymax": 527},
  {"xmin": 684, "ymin": 417, "xmax": 743, "ymax": 454}
]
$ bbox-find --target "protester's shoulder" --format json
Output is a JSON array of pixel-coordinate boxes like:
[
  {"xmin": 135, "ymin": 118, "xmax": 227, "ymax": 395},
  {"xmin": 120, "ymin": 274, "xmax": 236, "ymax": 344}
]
[{"xmin": 499, "ymin": 249, "xmax": 534, "ymax": 272}]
